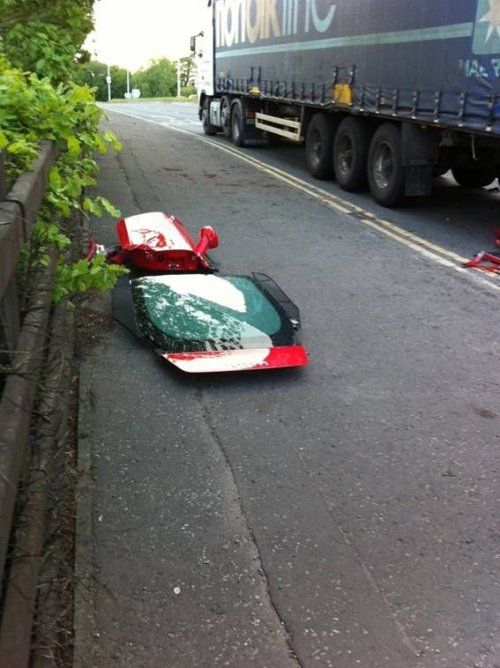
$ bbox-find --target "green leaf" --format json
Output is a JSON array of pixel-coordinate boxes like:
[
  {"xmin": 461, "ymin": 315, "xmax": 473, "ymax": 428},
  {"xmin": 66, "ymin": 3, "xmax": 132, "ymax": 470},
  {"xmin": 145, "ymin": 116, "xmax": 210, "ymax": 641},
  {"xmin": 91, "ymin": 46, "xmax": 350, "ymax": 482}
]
[
  {"xmin": 97, "ymin": 196, "xmax": 120, "ymax": 218},
  {"xmin": 103, "ymin": 130, "xmax": 122, "ymax": 152},
  {"xmin": 67, "ymin": 135, "xmax": 81, "ymax": 157},
  {"xmin": 7, "ymin": 139, "xmax": 31, "ymax": 154},
  {"xmin": 83, "ymin": 197, "xmax": 103, "ymax": 216},
  {"xmin": 70, "ymin": 85, "xmax": 94, "ymax": 104},
  {"xmin": 49, "ymin": 166, "xmax": 62, "ymax": 189}
]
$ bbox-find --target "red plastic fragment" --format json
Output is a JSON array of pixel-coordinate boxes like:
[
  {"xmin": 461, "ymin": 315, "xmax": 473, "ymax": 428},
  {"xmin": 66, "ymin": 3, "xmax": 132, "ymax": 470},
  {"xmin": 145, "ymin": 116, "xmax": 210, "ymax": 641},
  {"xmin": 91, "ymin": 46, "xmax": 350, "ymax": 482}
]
[
  {"xmin": 463, "ymin": 251, "xmax": 500, "ymax": 274},
  {"xmin": 115, "ymin": 212, "xmax": 215, "ymax": 271},
  {"xmin": 194, "ymin": 226, "xmax": 219, "ymax": 257},
  {"xmin": 86, "ymin": 239, "xmax": 97, "ymax": 261}
]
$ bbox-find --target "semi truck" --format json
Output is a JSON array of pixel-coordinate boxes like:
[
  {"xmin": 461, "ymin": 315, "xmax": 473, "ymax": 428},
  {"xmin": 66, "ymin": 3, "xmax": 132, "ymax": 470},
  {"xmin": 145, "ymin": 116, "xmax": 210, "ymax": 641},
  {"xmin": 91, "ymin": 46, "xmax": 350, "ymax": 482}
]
[{"xmin": 193, "ymin": 0, "xmax": 500, "ymax": 206}]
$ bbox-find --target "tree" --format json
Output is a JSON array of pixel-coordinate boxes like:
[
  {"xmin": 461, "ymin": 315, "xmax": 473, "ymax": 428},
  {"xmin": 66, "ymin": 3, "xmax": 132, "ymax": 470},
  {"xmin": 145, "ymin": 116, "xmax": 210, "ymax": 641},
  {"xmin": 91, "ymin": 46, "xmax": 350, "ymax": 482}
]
[
  {"xmin": 110, "ymin": 65, "xmax": 129, "ymax": 99},
  {"xmin": 179, "ymin": 56, "xmax": 196, "ymax": 88},
  {"xmin": 0, "ymin": 0, "xmax": 94, "ymax": 81},
  {"xmin": 73, "ymin": 61, "xmax": 130, "ymax": 101},
  {"xmin": 133, "ymin": 58, "xmax": 177, "ymax": 98},
  {"xmin": 72, "ymin": 60, "xmax": 108, "ymax": 101}
]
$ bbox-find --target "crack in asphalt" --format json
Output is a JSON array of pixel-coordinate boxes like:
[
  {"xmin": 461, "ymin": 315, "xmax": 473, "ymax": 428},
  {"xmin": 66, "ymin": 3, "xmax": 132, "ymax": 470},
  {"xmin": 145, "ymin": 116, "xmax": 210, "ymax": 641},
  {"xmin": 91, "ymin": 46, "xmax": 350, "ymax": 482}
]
[
  {"xmin": 114, "ymin": 151, "xmax": 142, "ymax": 212},
  {"xmin": 199, "ymin": 400, "xmax": 303, "ymax": 668},
  {"xmin": 115, "ymin": 145, "xmax": 162, "ymax": 214}
]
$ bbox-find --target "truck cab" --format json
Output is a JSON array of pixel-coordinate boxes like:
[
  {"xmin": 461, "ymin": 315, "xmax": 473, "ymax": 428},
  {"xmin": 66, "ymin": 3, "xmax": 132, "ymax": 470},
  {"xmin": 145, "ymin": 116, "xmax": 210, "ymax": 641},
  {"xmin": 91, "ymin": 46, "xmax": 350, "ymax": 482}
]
[{"xmin": 191, "ymin": 2, "xmax": 214, "ymax": 118}]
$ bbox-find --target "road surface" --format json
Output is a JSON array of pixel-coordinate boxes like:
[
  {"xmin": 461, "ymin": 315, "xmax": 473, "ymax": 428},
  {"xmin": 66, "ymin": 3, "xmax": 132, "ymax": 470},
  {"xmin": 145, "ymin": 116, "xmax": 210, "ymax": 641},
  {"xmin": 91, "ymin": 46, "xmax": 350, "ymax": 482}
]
[
  {"xmin": 76, "ymin": 101, "xmax": 500, "ymax": 668},
  {"xmin": 100, "ymin": 100, "xmax": 500, "ymax": 263}
]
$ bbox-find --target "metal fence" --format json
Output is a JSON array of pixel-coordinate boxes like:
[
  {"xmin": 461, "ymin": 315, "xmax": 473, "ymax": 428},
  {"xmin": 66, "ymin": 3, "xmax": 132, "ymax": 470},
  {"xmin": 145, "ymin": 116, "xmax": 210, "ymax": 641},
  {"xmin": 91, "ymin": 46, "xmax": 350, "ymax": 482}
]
[{"xmin": 0, "ymin": 141, "xmax": 70, "ymax": 666}]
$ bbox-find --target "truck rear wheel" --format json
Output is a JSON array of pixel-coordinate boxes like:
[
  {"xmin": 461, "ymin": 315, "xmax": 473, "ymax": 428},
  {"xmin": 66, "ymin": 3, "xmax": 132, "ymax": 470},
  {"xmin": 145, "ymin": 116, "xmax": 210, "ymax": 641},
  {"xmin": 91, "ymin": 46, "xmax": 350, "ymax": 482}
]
[
  {"xmin": 451, "ymin": 167, "xmax": 496, "ymax": 188},
  {"xmin": 230, "ymin": 99, "xmax": 250, "ymax": 147},
  {"xmin": 368, "ymin": 124, "xmax": 405, "ymax": 207},
  {"xmin": 202, "ymin": 99, "xmax": 219, "ymax": 136},
  {"xmin": 333, "ymin": 118, "xmax": 371, "ymax": 191},
  {"xmin": 220, "ymin": 96, "xmax": 232, "ymax": 138},
  {"xmin": 306, "ymin": 114, "xmax": 335, "ymax": 179}
]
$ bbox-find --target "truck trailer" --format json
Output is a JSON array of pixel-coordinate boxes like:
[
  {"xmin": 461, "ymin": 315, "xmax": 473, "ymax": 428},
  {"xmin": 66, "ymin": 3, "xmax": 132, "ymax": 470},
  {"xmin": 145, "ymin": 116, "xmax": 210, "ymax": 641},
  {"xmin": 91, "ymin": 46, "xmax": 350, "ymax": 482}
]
[{"xmin": 194, "ymin": 0, "xmax": 500, "ymax": 206}]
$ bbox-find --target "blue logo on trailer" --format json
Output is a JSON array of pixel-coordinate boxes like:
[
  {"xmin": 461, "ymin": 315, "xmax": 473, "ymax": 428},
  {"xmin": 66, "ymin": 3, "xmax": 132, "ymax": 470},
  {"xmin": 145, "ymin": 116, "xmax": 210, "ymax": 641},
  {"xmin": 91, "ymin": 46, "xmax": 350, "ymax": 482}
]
[{"xmin": 473, "ymin": 0, "xmax": 500, "ymax": 54}]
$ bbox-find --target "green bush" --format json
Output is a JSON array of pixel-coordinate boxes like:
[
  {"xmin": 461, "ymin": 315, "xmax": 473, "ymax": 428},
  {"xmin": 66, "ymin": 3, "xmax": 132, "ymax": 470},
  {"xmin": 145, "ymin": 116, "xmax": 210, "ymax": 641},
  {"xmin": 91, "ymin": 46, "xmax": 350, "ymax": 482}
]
[
  {"xmin": 0, "ymin": 1, "xmax": 127, "ymax": 302},
  {"xmin": 133, "ymin": 58, "xmax": 177, "ymax": 98},
  {"xmin": 181, "ymin": 85, "xmax": 197, "ymax": 97},
  {"xmin": 73, "ymin": 61, "xmax": 129, "ymax": 102},
  {"xmin": 0, "ymin": 0, "xmax": 94, "ymax": 83}
]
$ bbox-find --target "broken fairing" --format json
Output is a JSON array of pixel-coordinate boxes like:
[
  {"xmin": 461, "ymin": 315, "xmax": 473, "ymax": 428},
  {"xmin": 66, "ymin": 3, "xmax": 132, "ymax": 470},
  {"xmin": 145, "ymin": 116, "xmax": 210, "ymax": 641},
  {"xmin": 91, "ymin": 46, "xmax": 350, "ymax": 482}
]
[
  {"xmin": 109, "ymin": 212, "xmax": 308, "ymax": 373},
  {"xmin": 111, "ymin": 211, "xmax": 219, "ymax": 272}
]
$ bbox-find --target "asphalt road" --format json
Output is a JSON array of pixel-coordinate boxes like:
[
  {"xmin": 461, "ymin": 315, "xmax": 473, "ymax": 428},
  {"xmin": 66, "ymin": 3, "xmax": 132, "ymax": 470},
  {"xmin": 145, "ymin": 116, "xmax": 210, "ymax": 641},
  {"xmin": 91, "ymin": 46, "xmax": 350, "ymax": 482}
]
[
  {"xmin": 100, "ymin": 100, "xmax": 500, "ymax": 262},
  {"xmin": 77, "ymin": 101, "xmax": 500, "ymax": 668}
]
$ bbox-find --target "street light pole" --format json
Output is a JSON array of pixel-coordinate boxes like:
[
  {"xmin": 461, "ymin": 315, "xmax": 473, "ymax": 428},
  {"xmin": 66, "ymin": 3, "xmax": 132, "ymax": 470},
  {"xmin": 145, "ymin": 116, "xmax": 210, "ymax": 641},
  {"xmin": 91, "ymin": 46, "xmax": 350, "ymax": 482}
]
[
  {"xmin": 126, "ymin": 69, "xmax": 130, "ymax": 97},
  {"xmin": 177, "ymin": 58, "xmax": 181, "ymax": 98},
  {"xmin": 106, "ymin": 64, "xmax": 112, "ymax": 102}
]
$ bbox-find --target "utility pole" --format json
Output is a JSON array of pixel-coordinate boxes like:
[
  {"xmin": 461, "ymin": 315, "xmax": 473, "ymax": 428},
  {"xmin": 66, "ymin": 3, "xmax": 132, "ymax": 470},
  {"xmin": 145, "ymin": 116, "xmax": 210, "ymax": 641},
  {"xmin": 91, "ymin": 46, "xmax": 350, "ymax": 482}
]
[
  {"xmin": 126, "ymin": 68, "xmax": 130, "ymax": 97},
  {"xmin": 177, "ymin": 58, "xmax": 181, "ymax": 98},
  {"xmin": 106, "ymin": 64, "xmax": 112, "ymax": 101}
]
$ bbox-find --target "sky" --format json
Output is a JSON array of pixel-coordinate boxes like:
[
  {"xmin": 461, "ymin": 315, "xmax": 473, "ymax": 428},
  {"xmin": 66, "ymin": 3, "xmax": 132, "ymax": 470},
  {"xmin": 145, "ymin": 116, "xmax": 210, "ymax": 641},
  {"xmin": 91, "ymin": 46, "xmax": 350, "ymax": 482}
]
[{"xmin": 84, "ymin": 0, "xmax": 208, "ymax": 71}]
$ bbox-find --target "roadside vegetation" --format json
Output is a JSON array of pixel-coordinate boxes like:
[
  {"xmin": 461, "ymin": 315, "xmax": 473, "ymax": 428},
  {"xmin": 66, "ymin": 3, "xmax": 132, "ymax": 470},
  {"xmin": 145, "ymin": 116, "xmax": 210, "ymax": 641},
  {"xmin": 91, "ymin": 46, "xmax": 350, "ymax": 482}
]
[
  {"xmin": 0, "ymin": 0, "xmax": 125, "ymax": 302},
  {"xmin": 108, "ymin": 96, "xmax": 197, "ymax": 104},
  {"xmin": 74, "ymin": 55, "xmax": 197, "ymax": 101}
]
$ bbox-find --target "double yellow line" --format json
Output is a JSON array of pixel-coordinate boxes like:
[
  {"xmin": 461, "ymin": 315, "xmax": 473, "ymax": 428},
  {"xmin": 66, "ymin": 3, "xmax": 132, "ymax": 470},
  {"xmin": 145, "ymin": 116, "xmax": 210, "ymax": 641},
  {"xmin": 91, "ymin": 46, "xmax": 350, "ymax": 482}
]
[
  {"xmin": 106, "ymin": 106, "xmax": 500, "ymax": 294},
  {"xmin": 202, "ymin": 138, "xmax": 500, "ymax": 289}
]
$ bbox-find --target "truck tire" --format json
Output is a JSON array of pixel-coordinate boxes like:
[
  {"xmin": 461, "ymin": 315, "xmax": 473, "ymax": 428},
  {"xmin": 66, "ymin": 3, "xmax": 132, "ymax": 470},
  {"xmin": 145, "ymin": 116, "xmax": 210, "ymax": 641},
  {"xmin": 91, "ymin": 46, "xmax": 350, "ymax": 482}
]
[
  {"xmin": 451, "ymin": 167, "xmax": 496, "ymax": 188},
  {"xmin": 333, "ymin": 117, "xmax": 371, "ymax": 191},
  {"xmin": 306, "ymin": 114, "xmax": 335, "ymax": 179},
  {"xmin": 230, "ymin": 99, "xmax": 250, "ymax": 147},
  {"xmin": 368, "ymin": 123, "xmax": 405, "ymax": 207},
  {"xmin": 220, "ymin": 95, "xmax": 232, "ymax": 138},
  {"xmin": 202, "ymin": 99, "xmax": 219, "ymax": 136}
]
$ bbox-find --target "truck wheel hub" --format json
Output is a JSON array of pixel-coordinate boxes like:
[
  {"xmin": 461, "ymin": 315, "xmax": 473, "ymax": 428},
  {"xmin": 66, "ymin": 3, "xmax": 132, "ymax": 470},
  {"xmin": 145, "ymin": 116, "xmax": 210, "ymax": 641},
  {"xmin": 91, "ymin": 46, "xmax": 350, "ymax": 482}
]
[
  {"xmin": 338, "ymin": 135, "xmax": 354, "ymax": 175},
  {"xmin": 373, "ymin": 142, "xmax": 393, "ymax": 190},
  {"xmin": 231, "ymin": 114, "xmax": 240, "ymax": 139},
  {"xmin": 311, "ymin": 130, "xmax": 323, "ymax": 163}
]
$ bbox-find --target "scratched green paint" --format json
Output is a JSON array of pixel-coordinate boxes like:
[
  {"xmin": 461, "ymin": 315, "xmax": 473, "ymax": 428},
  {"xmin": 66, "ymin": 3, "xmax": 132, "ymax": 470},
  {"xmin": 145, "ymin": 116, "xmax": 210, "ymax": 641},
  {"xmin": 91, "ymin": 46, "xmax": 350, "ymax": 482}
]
[{"xmin": 134, "ymin": 276, "xmax": 281, "ymax": 348}]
